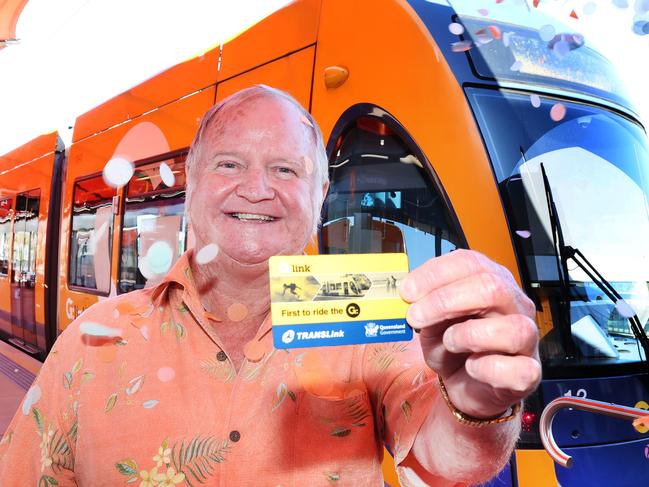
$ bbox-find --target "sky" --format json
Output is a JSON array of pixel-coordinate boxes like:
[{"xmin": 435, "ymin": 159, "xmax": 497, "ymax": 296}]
[{"xmin": 0, "ymin": 0, "xmax": 648, "ymax": 156}]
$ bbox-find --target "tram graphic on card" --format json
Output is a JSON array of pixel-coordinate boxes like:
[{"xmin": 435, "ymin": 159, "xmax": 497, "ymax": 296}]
[{"xmin": 269, "ymin": 253, "xmax": 412, "ymax": 349}]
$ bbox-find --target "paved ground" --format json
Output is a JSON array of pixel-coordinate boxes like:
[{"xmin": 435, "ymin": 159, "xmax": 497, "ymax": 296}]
[{"xmin": 0, "ymin": 340, "xmax": 40, "ymax": 436}]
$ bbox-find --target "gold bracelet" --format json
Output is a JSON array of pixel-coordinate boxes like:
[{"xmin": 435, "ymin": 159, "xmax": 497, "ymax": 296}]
[{"xmin": 438, "ymin": 376, "xmax": 521, "ymax": 428}]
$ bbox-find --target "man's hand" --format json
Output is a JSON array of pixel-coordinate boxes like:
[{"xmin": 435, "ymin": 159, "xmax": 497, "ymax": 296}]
[{"xmin": 399, "ymin": 249, "xmax": 541, "ymax": 419}]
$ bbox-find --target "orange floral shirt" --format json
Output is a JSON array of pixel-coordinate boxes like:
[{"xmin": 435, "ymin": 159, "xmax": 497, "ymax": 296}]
[{"xmin": 0, "ymin": 251, "xmax": 439, "ymax": 486}]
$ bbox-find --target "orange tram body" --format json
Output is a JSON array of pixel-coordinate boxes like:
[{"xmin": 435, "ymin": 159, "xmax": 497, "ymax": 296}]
[{"xmin": 2, "ymin": 1, "xmax": 649, "ymax": 485}]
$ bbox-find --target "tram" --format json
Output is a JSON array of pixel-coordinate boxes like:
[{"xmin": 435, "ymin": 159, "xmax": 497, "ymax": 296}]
[{"xmin": 1, "ymin": 0, "xmax": 648, "ymax": 485}]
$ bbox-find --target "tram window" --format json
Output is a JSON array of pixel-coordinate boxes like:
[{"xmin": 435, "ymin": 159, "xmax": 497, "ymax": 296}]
[
  {"xmin": 12, "ymin": 190, "xmax": 40, "ymax": 287},
  {"xmin": 118, "ymin": 155, "xmax": 187, "ymax": 294},
  {"xmin": 321, "ymin": 115, "xmax": 463, "ymax": 270},
  {"xmin": 0, "ymin": 198, "xmax": 12, "ymax": 275},
  {"xmin": 69, "ymin": 175, "xmax": 115, "ymax": 293}
]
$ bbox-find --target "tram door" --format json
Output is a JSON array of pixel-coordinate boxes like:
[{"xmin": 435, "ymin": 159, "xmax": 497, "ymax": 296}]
[{"xmin": 9, "ymin": 189, "xmax": 40, "ymax": 354}]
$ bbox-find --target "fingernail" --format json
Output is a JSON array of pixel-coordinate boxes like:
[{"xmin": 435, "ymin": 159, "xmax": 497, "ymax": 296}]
[
  {"xmin": 400, "ymin": 278, "xmax": 416, "ymax": 301},
  {"xmin": 465, "ymin": 359, "xmax": 478, "ymax": 377},
  {"xmin": 443, "ymin": 328, "xmax": 457, "ymax": 352},
  {"xmin": 407, "ymin": 305, "xmax": 424, "ymax": 327}
]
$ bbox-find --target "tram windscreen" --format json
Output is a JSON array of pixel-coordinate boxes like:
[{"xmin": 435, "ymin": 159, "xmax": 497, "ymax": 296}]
[{"xmin": 468, "ymin": 88, "xmax": 649, "ymax": 370}]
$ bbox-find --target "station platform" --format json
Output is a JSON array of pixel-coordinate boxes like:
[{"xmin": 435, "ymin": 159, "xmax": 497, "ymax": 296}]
[{"xmin": 0, "ymin": 340, "xmax": 40, "ymax": 436}]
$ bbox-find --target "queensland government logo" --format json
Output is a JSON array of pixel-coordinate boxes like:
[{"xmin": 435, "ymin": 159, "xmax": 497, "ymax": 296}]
[{"xmin": 364, "ymin": 322, "xmax": 379, "ymax": 338}]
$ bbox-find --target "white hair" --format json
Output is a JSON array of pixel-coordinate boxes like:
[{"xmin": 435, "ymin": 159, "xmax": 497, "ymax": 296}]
[{"xmin": 184, "ymin": 84, "xmax": 329, "ymax": 236}]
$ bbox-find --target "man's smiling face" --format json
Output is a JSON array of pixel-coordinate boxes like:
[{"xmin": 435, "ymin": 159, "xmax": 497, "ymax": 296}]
[{"xmin": 188, "ymin": 95, "xmax": 325, "ymax": 266}]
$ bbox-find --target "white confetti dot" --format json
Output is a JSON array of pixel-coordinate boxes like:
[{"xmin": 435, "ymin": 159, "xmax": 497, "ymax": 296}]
[
  {"xmin": 550, "ymin": 103, "xmax": 567, "ymax": 122},
  {"xmin": 80, "ymin": 322, "xmax": 122, "ymax": 337},
  {"xmin": 510, "ymin": 60, "xmax": 523, "ymax": 72},
  {"xmin": 196, "ymin": 243, "xmax": 219, "ymax": 264},
  {"xmin": 583, "ymin": 2, "xmax": 597, "ymax": 15},
  {"xmin": 103, "ymin": 157, "xmax": 134, "ymax": 188},
  {"xmin": 22, "ymin": 385, "xmax": 42, "ymax": 415},
  {"xmin": 146, "ymin": 241, "xmax": 173, "ymax": 275},
  {"xmin": 539, "ymin": 24, "xmax": 556, "ymax": 42},
  {"xmin": 502, "ymin": 31, "xmax": 514, "ymax": 48},
  {"xmin": 448, "ymin": 22, "xmax": 465, "ymax": 35},
  {"xmin": 553, "ymin": 40, "xmax": 571, "ymax": 58},
  {"xmin": 451, "ymin": 40, "xmax": 473, "ymax": 52},
  {"xmin": 616, "ymin": 299, "xmax": 636, "ymax": 318},
  {"xmin": 159, "ymin": 162, "xmax": 175, "ymax": 187},
  {"xmin": 530, "ymin": 94, "xmax": 542, "ymax": 108},
  {"xmin": 515, "ymin": 230, "xmax": 532, "ymax": 238}
]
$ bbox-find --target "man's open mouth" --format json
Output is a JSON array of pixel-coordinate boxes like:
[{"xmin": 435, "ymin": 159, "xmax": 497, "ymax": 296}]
[{"xmin": 227, "ymin": 212, "xmax": 277, "ymax": 222}]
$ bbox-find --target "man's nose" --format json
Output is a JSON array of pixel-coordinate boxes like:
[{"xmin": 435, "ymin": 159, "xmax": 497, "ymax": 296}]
[{"xmin": 235, "ymin": 166, "xmax": 275, "ymax": 201}]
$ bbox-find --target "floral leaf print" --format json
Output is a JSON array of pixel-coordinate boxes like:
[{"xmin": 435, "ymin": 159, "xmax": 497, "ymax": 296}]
[
  {"xmin": 287, "ymin": 390, "xmax": 297, "ymax": 402},
  {"xmin": 63, "ymin": 372, "xmax": 73, "ymax": 390},
  {"xmin": 411, "ymin": 368, "xmax": 427, "ymax": 388},
  {"xmin": 345, "ymin": 395, "xmax": 371, "ymax": 427},
  {"xmin": 272, "ymin": 383, "xmax": 288, "ymax": 412},
  {"xmin": 105, "ymin": 393, "xmax": 118, "ymax": 413},
  {"xmin": 81, "ymin": 371, "xmax": 96, "ymax": 384},
  {"xmin": 71, "ymin": 358, "xmax": 83, "ymax": 375},
  {"xmin": 330, "ymin": 426, "xmax": 352, "ymax": 438},
  {"xmin": 170, "ymin": 436, "xmax": 230, "ymax": 487},
  {"xmin": 160, "ymin": 322, "xmax": 170, "ymax": 336},
  {"xmin": 177, "ymin": 303, "xmax": 189, "ymax": 313},
  {"xmin": 368, "ymin": 343, "xmax": 408, "ymax": 372},
  {"xmin": 324, "ymin": 471, "xmax": 340, "ymax": 482},
  {"xmin": 142, "ymin": 400, "xmax": 159, "ymax": 409},
  {"xmin": 115, "ymin": 458, "xmax": 139, "ymax": 476},
  {"xmin": 200, "ymin": 356, "xmax": 235, "ymax": 383},
  {"xmin": 174, "ymin": 322, "xmax": 186, "ymax": 341},
  {"xmin": 33, "ymin": 407, "xmax": 44, "ymax": 434},
  {"xmin": 400, "ymin": 400, "xmax": 412, "ymax": 421},
  {"xmin": 125, "ymin": 375, "xmax": 145, "ymax": 396},
  {"xmin": 38, "ymin": 475, "xmax": 58, "ymax": 486}
]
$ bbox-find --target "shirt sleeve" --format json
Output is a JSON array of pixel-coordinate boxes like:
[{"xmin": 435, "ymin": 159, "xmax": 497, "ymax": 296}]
[
  {"xmin": 0, "ymin": 324, "xmax": 81, "ymax": 486},
  {"xmin": 362, "ymin": 333, "xmax": 439, "ymax": 476}
]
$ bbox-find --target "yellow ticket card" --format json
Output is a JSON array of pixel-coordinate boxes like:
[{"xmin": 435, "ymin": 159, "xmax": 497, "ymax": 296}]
[{"xmin": 269, "ymin": 253, "xmax": 412, "ymax": 349}]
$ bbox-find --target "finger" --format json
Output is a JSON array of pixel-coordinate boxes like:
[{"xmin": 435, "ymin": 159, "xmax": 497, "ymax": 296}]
[
  {"xmin": 465, "ymin": 354, "xmax": 541, "ymax": 394},
  {"xmin": 400, "ymin": 249, "xmax": 516, "ymax": 303},
  {"xmin": 406, "ymin": 272, "xmax": 535, "ymax": 330},
  {"xmin": 443, "ymin": 315, "xmax": 539, "ymax": 356}
]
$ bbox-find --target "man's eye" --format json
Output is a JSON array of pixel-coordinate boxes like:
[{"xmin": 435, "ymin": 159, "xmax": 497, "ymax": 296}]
[
  {"xmin": 218, "ymin": 161, "xmax": 238, "ymax": 169},
  {"xmin": 277, "ymin": 166, "xmax": 297, "ymax": 175}
]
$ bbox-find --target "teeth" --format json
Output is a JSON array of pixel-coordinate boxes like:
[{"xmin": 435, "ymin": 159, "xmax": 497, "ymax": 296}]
[{"xmin": 231, "ymin": 213, "xmax": 275, "ymax": 221}]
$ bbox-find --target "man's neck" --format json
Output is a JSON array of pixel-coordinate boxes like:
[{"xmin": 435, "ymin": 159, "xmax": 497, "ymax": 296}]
[{"xmin": 191, "ymin": 252, "xmax": 271, "ymax": 321}]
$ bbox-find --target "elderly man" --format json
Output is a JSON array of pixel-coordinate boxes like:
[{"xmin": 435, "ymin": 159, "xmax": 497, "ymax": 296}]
[{"xmin": 0, "ymin": 86, "xmax": 540, "ymax": 486}]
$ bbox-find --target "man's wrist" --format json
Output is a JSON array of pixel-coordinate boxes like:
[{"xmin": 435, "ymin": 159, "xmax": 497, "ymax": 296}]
[{"xmin": 437, "ymin": 376, "xmax": 522, "ymax": 427}]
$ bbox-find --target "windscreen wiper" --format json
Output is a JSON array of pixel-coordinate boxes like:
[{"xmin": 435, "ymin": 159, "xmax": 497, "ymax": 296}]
[{"xmin": 539, "ymin": 162, "xmax": 649, "ymax": 364}]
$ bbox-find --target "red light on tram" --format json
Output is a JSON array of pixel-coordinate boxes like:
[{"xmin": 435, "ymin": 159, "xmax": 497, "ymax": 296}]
[{"xmin": 521, "ymin": 411, "xmax": 537, "ymax": 432}]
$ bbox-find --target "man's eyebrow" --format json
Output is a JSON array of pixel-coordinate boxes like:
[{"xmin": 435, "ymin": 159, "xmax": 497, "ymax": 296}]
[{"xmin": 209, "ymin": 151, "xmax": 243, "ymax": 160}]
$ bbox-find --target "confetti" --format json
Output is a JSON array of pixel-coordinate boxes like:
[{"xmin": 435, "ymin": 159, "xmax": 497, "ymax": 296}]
[
  {"xmin": 478, "ymin": 8, "xmax": 489, "ymax": 16},
  {"xmin": 300, "ymin": 115, "xmax": 314, "ymax": 128},
  {"xmin": 612, "ymin": 0, "xmax": 629, "ymax": 8},
  {"xmin": 569, "ymin": 9, "xmax": 579, "ymax": 19},
  {"xmin": 146, "ymin": 241, "xmax": 173, "ymax": 275},
  {"xmin": 583, "ymin": 2, "xmax": 597, "ymax": 15},
  {"xmin": 103, "ymin": 157, "xmax": 134, "ymax": 188},
  {"xmin": 632, "ymin": 20, "xmax": 649, "ymax": 35},
  {"xmin": 516, "ymin": 230, "xmax": 532, "ymax": 238},
  {"xmin": 227, "ymin": 302, "xmax": 248, "ymax": 322},
  {"xmin": 80, "ymin": 322, "xmax": 122, "ymax": 337},
  {"xmin": 304, "ymin": 155, "xmax": 315, "ymax": 175},
  {"xmin": 488, "ymin": 25, "xmax": 502, "ymax": 40},
  {"xmin": 449, "ymin": 22, "xmax": 465, "ymax": 35},
  {"xmin": 22, "ymin": 385, "xmax": 41, "ymax": 415},
  {"xmin": 550, "ymin": 103, "xmax": 567, "ymax": 121},
  {"xmin": 451, "ymin": 40, "xmax": 473, "ymax": 52},
  {"xmin": 159, "ymin": 162, "xmax": 175, "ymax": 187},
  {"xmin": 196, "ymin": 243, "xmax": 219, "ymax": 264},
  {"xmin": 552, "ymin": 40, "xmax": 571, "ymax": 58},
  {"xmin": 615, "ymin": 299, "xmax": 636, "ymax": 318},
  {"xmin": 503, "ymin": 31, "xmax": 514, "ymax": 47},
  {"xmin": 510, "ymin": 60, "xmax": 523, "ymax": 71},
  {"xmin": 530, "ymin": 94, "xmax": 542, "ymax": 108},
  {"xmin": 157, "ymin": 366, "xmax": 175, "ymax": 382},
  {"xmin": 539, "ymin": 24, "xmax": 556, "ymax": 42}
]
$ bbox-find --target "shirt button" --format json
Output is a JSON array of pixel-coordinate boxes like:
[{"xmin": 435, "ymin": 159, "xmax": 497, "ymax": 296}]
[
  {"xmin": 229, "ymin": 430, "xmax": 241, "ymax": 442},
  {"xmin": 216, "ymin": 351, "xmax": 227, "ymax": 362}
]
